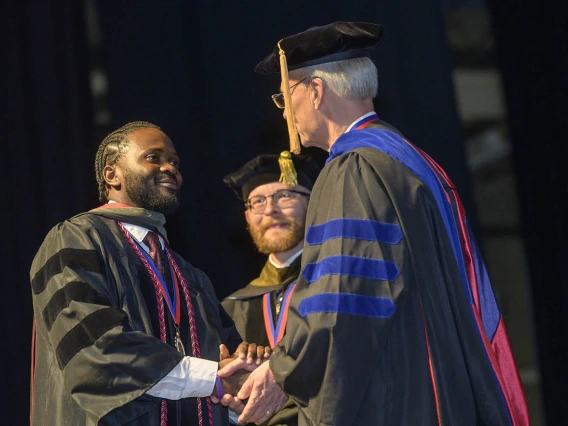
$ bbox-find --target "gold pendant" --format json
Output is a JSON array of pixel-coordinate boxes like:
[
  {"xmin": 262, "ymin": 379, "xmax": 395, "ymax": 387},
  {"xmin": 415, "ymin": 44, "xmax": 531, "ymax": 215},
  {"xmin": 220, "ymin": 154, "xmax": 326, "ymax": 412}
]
[{"xmin": 174, "ymin": 325, "xmax": 186, "ymax": 355}]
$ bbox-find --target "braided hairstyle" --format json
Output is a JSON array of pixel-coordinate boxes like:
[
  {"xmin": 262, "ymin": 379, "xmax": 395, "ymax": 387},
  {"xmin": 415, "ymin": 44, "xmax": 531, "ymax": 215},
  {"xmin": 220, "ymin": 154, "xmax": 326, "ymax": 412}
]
[{"xmin": 94, "ymin": 121, "xmax": 161, "ymax": 203}]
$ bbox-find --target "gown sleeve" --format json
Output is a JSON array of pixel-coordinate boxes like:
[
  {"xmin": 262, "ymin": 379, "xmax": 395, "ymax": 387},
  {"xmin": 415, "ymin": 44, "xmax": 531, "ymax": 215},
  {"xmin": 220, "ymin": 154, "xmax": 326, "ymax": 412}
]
[
  {"xmin": 31, "ymin": 219, "xmax": 183, "ymax": 423},
  {"xmin": 269, "ymin": 149, "xmax": 415, "ymax": 425}
]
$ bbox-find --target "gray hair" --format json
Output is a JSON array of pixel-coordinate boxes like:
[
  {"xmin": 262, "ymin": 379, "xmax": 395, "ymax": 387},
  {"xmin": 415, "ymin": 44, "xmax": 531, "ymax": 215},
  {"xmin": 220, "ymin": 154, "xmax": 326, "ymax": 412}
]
[{"xmin": 297, "ymin": 57, "xmax": 379, "ymax": 100}]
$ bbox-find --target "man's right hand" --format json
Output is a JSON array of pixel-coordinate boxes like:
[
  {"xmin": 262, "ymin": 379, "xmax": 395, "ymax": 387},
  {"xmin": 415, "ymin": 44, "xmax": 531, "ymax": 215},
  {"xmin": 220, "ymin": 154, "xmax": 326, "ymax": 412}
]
[
  {"xmin": 211, "ymin": 342, "xmax": 271, "ymax": 410},
  {"xmin": 220, "ymin": 368, "xmax": 251, "ymax": 397},
  {"xmin": 236, "ymin": 362, "xmax": 288, "ymax": 424},
  {"xmin": 234, "ymin": 341, "xmax": 273, "ymax": 366},
  {"xmin": 217, "ymin": 342, "xmax": 272, "ymax": 379}
]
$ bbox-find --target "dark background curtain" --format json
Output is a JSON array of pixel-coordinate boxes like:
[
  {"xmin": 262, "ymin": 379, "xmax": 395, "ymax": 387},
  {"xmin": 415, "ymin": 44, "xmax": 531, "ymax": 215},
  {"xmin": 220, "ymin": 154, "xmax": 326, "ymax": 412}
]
[
  {"xmin": 487, "ymin": 2, "xmax": 568, "ymax": 424},
  {"xmin": 94, "ymin": 0, "xmax": 473, "ymax": 300},
  {"xmin": 1, "ymin": 2, "xmax": 95, "ymax": 423},
  {"xmin": 1, "ymin": 0, "xmax": 563, "ymax": 424}
]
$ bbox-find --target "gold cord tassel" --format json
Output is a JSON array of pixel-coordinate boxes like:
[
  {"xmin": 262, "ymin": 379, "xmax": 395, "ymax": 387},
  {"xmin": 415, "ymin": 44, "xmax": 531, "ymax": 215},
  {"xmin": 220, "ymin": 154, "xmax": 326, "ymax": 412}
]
[
  {"xmin": 278, "ymin": 150, "xmax": 298, "ymax": 187},
  {"xmin": 278, "ymin": 41, "xmax": 301, "ymax": 155}
]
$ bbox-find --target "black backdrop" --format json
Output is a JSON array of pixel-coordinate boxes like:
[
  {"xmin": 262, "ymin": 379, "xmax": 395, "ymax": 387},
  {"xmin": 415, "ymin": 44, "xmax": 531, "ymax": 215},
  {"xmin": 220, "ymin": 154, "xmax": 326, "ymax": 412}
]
[
  {"xmin": 94, "ymin": 0, "xmax": 471, "ymax": 299},
  {"xmin": 1, "ymin": 1, "xmax": 565, "ymax": 425},
  {"xmin": 488, "ymin": 2, "xmax": 568, "ymax": 424}
]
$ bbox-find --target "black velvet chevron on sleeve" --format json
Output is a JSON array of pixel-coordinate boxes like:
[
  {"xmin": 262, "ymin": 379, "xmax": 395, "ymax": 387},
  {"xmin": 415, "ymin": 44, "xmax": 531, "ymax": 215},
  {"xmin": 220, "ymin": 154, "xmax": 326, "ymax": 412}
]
[{"xmin": 32, "ymin": 248, "xmax": 102, "ymax": 295}]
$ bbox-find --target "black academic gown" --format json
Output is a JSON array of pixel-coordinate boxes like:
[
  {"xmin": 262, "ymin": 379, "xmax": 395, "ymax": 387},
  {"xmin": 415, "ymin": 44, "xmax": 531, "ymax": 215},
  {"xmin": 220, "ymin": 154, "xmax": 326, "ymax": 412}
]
[
  {"xmin": 222, "ymin": 257, "xmax": 301, "ymax": 426},
  {"xmin": 268, "ymin": 121, "xmax": 527, "ymax": 425},
  {"xmin": 30, "ymin": 206, "xmax": 241, "ymax": 426}
]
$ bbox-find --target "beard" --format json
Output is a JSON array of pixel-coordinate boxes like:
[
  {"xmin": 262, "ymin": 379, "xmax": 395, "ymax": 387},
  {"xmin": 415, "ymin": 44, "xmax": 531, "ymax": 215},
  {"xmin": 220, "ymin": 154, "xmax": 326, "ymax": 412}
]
[
  {"xmin": 123, "ymin": 170, "xmax": 180, "ymax": 215},
  {"xmin": 247, "ymin": 215, "xmax": 306, "ymax": 255}
]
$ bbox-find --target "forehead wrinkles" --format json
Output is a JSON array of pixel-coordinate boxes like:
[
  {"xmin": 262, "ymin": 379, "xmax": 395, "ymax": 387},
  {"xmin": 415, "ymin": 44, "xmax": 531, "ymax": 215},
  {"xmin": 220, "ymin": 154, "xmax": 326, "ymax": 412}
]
[{"xmin": 127, "ymin": 132, "xmax": 178, "ymax": 158}]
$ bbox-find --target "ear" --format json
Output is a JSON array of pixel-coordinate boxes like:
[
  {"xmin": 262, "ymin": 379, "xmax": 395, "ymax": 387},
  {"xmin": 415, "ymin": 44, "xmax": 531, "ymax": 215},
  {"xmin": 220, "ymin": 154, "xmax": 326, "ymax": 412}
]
[
  {"xmin": 103, "ymin": 165, "xmax": 121, "ymax": 190},
  {"xmin": 310, "ymin": 78, "xmax": 325, "ymax": 110}
]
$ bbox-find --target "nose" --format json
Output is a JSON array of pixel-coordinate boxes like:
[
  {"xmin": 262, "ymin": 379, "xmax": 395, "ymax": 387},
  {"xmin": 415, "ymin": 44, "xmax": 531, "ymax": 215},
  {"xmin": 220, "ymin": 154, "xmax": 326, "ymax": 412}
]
[
  {"xmin": 263, "ymin": 196, "xmax": 280, "ymax": 215},
  {"xmin": 160, "ymin": 162, "xmax": 178, "ymax": 175},
  {"xmin": 160, "ymin": 163, "xmax": 183, "ymax": 187}
]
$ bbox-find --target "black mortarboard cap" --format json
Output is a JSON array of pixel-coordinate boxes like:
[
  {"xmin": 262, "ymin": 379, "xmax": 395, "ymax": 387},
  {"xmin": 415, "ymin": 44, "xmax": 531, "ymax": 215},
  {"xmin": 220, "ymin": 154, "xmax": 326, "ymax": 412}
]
[
  {"xmin": 254, "ymin": 21, "xmax": 384, "ymax": 75},
  {"xmin": 223, "ymin": 152, "xmax": 321, "ymax": 201}
]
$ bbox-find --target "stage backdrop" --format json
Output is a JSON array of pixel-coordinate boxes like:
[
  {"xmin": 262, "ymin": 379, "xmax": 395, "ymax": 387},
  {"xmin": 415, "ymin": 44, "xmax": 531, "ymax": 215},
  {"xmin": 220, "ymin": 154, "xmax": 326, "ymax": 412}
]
[{"xmin": 2, "ymin": 1, "xmax": 488, "ymax": 424}]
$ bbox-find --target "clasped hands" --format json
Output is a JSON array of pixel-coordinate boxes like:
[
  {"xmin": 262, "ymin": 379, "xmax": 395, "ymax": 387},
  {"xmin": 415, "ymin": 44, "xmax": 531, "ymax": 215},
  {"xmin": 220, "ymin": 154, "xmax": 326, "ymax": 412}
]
[{"xmin": 210, "ymin": 342, "xmax": 288, "ymax": 424}]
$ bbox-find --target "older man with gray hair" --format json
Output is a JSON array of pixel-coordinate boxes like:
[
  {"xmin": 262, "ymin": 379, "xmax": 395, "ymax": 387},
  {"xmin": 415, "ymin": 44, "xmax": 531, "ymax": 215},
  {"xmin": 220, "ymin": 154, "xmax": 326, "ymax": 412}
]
[{"xmin": 218, "ymin": 22, "xmax": 529, "ymax": 426}]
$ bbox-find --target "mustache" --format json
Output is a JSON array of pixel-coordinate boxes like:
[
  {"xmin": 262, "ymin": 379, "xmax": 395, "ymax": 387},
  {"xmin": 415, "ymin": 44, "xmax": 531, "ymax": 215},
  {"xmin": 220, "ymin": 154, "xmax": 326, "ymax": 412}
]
[
  {"xmin": 155, "ymin": 171, "xmax": 177, "ymax": 183},
  {"xmin": 259, "ymin": 218, "xmax": 294, "ymax": 232}
]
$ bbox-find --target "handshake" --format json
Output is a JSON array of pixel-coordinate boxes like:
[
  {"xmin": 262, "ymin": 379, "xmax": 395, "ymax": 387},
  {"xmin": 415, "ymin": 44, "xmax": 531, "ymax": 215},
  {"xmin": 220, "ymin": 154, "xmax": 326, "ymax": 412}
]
[{"xmin": 210, "ymin": 342, "xmax": 288, "ymax": 424}]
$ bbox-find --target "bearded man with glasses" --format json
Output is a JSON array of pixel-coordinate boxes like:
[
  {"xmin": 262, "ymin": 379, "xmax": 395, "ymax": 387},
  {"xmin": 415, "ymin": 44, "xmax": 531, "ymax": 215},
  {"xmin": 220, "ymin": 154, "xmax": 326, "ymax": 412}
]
[{"xmin": 221, "ymin": 152, "xmax": 320, "ymax": 426}]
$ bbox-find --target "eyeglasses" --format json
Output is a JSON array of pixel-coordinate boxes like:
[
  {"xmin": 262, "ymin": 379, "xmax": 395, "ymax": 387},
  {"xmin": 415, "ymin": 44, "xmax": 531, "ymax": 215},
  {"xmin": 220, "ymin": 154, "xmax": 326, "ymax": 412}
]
[
  {"xmin": 271, "ymin": 76, "xmax": 319, "ymax": 109},
  {"xmin": 246, "ymin": 189, "xmax": 310, "ymax": 214}
]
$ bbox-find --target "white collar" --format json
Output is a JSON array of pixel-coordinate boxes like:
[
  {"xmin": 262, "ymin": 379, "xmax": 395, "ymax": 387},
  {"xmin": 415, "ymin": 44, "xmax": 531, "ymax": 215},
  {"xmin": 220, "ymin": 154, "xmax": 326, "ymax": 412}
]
[
  {"xmin": 108, "ymin": 200, "xmax": 165, "ymax": 251},
  {"xmin": 269, "ymin": 248, "xmax": 303, "ymax": 269},
  {"xmin": 345, "ymin": 111, "xmax": 377, "ymax": 133}
]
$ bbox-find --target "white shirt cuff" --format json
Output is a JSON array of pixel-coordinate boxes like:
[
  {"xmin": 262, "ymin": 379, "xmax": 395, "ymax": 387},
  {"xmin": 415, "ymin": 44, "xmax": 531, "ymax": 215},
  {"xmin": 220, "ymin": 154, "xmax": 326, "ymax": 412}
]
[{"xmin": 147, "ymin": 356, "xmax": 218, "ymax": 400}]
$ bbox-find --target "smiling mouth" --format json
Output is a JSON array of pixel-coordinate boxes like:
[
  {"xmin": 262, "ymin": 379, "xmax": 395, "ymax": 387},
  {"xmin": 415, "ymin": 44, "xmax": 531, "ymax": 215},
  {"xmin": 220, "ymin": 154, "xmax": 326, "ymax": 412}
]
[{"xmin": 156, "ymin": 179, "xmax": 178, "ymax": 190}]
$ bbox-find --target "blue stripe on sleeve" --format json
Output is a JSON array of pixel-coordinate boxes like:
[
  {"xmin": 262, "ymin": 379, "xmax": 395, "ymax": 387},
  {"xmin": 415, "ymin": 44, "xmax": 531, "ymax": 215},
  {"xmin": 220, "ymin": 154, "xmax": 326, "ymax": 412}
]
[
  {"xmin": 306, "ymin": 218, "xmax": 403, "ymax": 246},
  {"xmin": 328, "ymin": 128, "xmax": 471, "ymax": 302},
  {"xmin": 298, "ymin": 293, "xmax": 396, "ymax": 318},
  {"xmin": 302, "ymin": 255, "xmax": 400, "ymax": 284}
]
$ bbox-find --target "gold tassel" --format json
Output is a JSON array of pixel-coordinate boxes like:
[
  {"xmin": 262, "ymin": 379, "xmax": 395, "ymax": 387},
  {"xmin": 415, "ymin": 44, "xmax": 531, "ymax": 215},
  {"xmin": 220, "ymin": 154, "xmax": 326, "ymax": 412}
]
[
  {"xmin": 278, "ymin": 150, "xmax": 298, "ymax": 187},
  {"xmin": 278, "ymin": 40, "xmax": 301, "ymax": 155}
]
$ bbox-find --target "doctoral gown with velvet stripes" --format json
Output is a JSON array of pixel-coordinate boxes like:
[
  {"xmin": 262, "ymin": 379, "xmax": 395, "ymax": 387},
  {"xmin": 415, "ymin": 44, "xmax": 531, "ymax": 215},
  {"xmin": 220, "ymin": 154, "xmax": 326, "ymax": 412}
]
[
  {"xmin": 268, "ymin": 121, "xmax": 529, "ymax": 426},
  {"xmin": 30, "ymin": 206, "xmax": 241, "ymax": 426},
  {"xmin": 222, "ymin": 257, "xmax": 301, "ymax": 426}
]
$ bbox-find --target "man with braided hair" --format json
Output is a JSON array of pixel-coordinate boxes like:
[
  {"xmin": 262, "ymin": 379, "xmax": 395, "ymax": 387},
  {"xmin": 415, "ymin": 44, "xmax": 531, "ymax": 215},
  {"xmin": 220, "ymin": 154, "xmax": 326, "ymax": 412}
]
[{"xmin": 30, "ymin": 121, "xmax": 266, "ymax": 426}]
